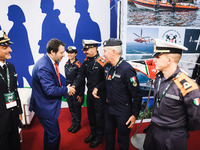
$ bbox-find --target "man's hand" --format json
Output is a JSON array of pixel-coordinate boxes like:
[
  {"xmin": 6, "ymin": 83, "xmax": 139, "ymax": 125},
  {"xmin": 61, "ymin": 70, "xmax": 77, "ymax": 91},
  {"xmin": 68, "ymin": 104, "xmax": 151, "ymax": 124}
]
[
  {"xmin": 19, "ymin": 114, "xmax": 22, "ymax": 121},
  {"xmin": 77, "ymin": 96, "xmax": 83, "ymax": 102},
  {"xmin": 92, "ymin": 88, "xmax": 100, "ymax": 98},
  {"xmin": 67, "ymin": 84, "xmax": 76, "ymax": 95},
  {"xmin": 126, "ymin": 115, "xmax": 136, "ymax": 129}
]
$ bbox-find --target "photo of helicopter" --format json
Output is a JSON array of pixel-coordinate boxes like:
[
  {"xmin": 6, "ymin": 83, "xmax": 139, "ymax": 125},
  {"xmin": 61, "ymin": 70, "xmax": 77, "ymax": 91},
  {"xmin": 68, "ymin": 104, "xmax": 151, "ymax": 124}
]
[{"xmin": 133, "ymin": 29, "xmax": 153, "ymax": 43}]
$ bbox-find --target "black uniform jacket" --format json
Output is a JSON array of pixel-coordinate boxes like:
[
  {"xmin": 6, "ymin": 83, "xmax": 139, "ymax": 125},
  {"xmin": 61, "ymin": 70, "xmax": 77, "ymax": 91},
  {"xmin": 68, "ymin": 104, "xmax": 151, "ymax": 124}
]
[
  {"xmin": 73, "ymin": 53, "xmax": 107, "ymax": 99},
  {"xmin": 152, "ymin": 67, "xmax": 200, "ymax": 131},
  {"xmin": 65, "ymin": 59, "xmax": 84, "ymax": 96},
  {"xmin": 0, "ymin": 62, "xmax": 22, "ymax": 134},
  {"xmin": 100, "ymin": 58, "xmax": 142, "ymax": 117}
]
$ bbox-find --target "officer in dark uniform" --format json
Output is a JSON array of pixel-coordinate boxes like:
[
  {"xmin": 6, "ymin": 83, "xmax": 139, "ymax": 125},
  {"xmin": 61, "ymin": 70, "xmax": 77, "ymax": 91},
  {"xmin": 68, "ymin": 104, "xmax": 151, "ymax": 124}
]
[
  {"xmin": 0, "ymin": 30, "xmax": 23, "ymax": 150},
  {"xmin": 64, "ymin": 46, "xmax": 84, "ymax": 133},
  {"xmin": 72, "ymin": 40, "xmax": 106, "ymax": 148},
  {"xmin": 93, "ymin": 38, "xmax": 142, "ymax": 150},
  {"xmin": 143, "ymin": 39, "xmax": 200, "ymax": 150}
]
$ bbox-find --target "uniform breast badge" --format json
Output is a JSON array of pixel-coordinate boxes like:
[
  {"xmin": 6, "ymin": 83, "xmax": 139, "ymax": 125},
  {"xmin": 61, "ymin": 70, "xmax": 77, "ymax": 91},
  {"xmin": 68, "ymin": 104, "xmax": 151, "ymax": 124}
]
[
  {"xmin": 130, "ymin": 76, "xmax": 137, "ymax": 87},
  {"xmin": 193, "ymin": 98, "xmax": 200, "ymax": 106}
]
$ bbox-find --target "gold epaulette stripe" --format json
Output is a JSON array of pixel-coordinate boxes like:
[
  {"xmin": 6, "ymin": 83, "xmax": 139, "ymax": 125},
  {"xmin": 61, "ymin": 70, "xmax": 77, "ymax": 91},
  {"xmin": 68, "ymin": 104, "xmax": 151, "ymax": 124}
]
[
  {"xmin": 173, "ymin": 72, "xmax": 199, "ymax": 96},
  {"xmin": 96, "ymin": 56, "xmax": 107, "ymax": 67}
]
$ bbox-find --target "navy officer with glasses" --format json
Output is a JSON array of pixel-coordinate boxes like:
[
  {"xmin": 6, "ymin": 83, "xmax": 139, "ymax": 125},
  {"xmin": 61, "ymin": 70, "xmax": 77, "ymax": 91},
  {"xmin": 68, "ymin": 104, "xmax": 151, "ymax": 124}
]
[{"xmin": 93, "ymin": 38, "xmax": 142, "ymax": 150}]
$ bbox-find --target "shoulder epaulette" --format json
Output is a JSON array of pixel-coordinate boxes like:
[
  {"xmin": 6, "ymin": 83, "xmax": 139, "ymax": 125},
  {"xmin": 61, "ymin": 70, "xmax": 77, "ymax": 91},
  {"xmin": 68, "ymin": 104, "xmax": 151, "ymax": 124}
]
[
  {"xmin": 75, "ymin": 61, "xmax": 82, "ymax": 68},
  {"xmin": 173, "ymin": 72, "xmax": 199, "ymax": 96},
  {"xmin": 84, "ymin": 58, "xmax": 87, "ymax": 62},
  {"xmin": 96, "ymin": 56, "xmax": 107, "ymax": 67}
]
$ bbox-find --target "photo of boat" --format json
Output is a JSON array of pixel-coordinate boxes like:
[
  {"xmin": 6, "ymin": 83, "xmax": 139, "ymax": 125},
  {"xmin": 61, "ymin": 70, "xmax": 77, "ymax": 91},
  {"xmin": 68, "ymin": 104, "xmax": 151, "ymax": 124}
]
[
  {"xmin": 130, "ymin": 0, "xmax": 199, "ymax": 11},
  {"xmin": 127, "ymin": 0, "xmax": 200, "ymax": 26}
]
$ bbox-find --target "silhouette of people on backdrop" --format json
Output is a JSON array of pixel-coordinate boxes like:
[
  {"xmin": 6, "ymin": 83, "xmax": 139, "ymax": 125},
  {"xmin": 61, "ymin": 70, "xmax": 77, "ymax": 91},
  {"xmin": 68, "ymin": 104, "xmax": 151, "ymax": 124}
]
[
  {"xmin": 39, "ymin": 0, "xmax": 73, "ymax": 86},
  {"xmin": 39, "ymin": 0, "xmax": 73, "ymax": 54},
  {"xmin": 74, "ymin": 0, "xmax": 102, "ymax": 63},
  {"xmin": 7, "ymin": 5, "xmax": 33, "ymax": 87}
]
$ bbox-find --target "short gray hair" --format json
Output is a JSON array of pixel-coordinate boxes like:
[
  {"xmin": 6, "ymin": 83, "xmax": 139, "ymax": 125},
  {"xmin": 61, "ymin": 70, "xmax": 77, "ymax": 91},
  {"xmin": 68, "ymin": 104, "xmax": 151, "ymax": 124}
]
[{"xmin": 105, "ymin": 46, "xmax": 122, "ymax": 55}]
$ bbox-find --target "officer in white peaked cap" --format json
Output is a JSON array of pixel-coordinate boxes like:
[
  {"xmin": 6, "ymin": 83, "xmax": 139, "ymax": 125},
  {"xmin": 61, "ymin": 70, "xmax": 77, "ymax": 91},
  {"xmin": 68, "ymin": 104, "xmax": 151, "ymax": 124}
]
[
  {"xmin": 72, "ymin": 39, "xmax": 106, "ymax": 148},
  {"xmin": 153, "ymin": 38, "xmax": 188, "ymax": 57},
  {"xmin": 144, "ymin": 39, "xmax": 200, "ymax": 150},
  {"xmin": 82, "ymin": 39, "xmax": 100, "ymax": 51}
]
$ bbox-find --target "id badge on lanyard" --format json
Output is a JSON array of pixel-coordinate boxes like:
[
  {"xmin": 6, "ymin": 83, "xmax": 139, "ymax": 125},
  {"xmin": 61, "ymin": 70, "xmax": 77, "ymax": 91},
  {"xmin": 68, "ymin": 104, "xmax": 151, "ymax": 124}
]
[
  {"xmin": 0, "ymin": 65, "xmax": 17, "ymax": 109},
  {"xmin": 4, "ymin": 92, "xmax": 17, "ymax": 109}
]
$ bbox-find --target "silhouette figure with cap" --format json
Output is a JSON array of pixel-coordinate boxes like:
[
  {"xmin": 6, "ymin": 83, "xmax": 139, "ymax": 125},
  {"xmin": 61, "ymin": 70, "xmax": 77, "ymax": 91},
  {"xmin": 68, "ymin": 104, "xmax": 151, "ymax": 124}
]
[
  {"xmin": 38, "ymin": 0, "xmax": 73, "ymax": 54},
  {"xmin": 74, "ymin": 0, "xmax": 101, "ymax": 63}
]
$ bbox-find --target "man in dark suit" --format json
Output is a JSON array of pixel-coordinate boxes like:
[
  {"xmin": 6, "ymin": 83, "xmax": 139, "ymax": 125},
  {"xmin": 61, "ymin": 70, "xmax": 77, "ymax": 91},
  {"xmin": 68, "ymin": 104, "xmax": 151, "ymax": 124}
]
[
  {"xmin": 0, "ymin": 30, "xmax": 23, "ymax": 150},
  {"xmin": 29, "ymin": 39, "xmax": 75, "ymax": 150}
]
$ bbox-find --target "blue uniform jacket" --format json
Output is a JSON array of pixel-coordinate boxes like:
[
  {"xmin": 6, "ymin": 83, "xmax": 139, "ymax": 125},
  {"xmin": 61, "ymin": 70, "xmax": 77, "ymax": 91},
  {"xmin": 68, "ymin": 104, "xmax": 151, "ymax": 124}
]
[
  {"xmin": 101, "ymin": 58, "xmax": 142, "ymax": 117},
  {"xmin": 152, "ymin": 67, "xmax": 200, "ymax": 131},
  {"xmin": 29, "ymin": 54, "xmax": 68, "ymax": 119}
]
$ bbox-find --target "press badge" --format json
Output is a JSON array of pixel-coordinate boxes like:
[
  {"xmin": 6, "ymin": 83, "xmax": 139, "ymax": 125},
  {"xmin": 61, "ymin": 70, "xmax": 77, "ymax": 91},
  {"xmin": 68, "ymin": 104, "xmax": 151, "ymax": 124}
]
[{"xmin": 4, "ymin": 92, "xmax": 17, "ymax": 109}]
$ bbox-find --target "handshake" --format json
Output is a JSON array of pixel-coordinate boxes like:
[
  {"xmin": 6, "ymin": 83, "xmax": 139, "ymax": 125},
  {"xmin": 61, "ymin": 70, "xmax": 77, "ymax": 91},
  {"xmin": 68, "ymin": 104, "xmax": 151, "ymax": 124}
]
[{"xmin": 67, "ymin": 84, "xmax": 76, "ymax": 96}]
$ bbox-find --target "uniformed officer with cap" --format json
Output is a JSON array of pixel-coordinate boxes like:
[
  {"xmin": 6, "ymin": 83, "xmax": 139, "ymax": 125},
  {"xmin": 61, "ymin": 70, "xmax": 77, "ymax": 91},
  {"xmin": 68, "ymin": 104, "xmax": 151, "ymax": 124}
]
[
  {"xmin": 143, "ymin": 39, "xmax": 200, "ymax": 150},
  {"xmin": 65, "ymin": 46, "xmax": 84, "ymax": 133},
  {"xmin": 72, "ymin": 39, "xmax": 107, "ymax": 148},
  {"xmin": 0, "ymin": 30, "xmax": 23, "ymax": 150},
  {"xmin": 93, "ymin": 38, "xmax": 142, "ymax": 150}
]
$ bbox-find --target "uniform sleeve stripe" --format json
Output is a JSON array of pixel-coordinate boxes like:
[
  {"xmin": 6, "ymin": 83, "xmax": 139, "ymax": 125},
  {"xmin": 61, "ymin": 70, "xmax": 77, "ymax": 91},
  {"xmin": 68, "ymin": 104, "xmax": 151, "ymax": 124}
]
[{"xmin": 173, "ymin": 72, "xmax": 199, "ymax": 96}]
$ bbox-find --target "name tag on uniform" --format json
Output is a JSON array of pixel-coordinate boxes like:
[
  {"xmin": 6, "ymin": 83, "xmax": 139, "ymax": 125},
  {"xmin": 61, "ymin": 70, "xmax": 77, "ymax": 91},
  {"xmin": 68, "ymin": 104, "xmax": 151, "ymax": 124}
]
[
  {"xmin": 4, "ymin": 92, "xmax": 17, "ymax": 109},
  {"xmin": 114, "ymin": 74, "xmax": 121, "ymax": 78},
  {"xmin": 71, "ymin": 67, "xmax": 77, "ymax": 70}
]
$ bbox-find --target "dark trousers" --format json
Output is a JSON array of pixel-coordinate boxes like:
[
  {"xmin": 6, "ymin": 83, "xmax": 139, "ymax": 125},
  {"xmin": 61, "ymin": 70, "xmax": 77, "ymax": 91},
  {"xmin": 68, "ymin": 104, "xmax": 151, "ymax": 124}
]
[
  {"xmin": 105, "ymin": 111, "xmax": 131, "ymax": 150},
  {"xmin": 67, "ymin": 94, "xmax": 82, "ymax": 126},
  {"xmin": 0, "ymin": 128, "xmax": 20, "ymax": 150},
  {"xmin": 143, "ymin": 122, "xmax": 188, "ymax": 150},
  {"xmin": 38, "ymin": 117, "xmax": 60, "ymax": 150},
  {"xmin": 86, "ymin": 91, "xmax": 105, "ymax": 140}
]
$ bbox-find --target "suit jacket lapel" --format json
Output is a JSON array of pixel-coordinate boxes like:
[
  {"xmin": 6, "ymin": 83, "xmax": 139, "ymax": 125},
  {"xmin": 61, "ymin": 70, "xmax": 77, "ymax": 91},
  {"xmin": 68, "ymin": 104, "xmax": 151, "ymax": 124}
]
[{"xmin": 44, "ymin": 54, "xmax": 58, "ymax": 78}]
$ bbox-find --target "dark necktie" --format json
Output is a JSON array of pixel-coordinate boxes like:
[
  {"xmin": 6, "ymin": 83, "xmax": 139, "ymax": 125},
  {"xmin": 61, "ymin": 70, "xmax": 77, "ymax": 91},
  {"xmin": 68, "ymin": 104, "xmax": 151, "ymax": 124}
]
[
  {"xmin": 3, "ymin": 64, "xmax": 7, "ymax": 73},
  {"xmin": 2, "ymin": 64, "xmax": 7, "ymax": 81}
]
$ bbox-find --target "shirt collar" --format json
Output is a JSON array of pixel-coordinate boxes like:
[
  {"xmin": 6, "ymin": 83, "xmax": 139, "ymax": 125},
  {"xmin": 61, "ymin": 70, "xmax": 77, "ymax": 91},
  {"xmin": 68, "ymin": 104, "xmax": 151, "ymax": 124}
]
[
  {"xmin": 47, "ymin": 54, "xmax": 56, "ymax": 65},
  {"xmin": 87, "ymin": 53, "xmax": 99, "ymax": 60},
  {"xmin": 170, "ymin": 66, "xmax": 181, "ymax": 79},
  {"xmin": 0, "ymin": 61, "xmax": 6, "ymax": 68},
  {"xmin": 157, "ymin": 66, "xmax": 181, "ymax": 80},
  {"xmin": 114, "ymin": 57, "xmax": 123, "ymax": 69}
]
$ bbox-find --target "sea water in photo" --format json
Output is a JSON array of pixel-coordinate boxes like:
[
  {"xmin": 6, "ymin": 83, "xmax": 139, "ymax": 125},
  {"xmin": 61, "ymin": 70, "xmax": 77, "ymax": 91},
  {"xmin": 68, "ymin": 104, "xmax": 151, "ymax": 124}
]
[{"xmin": 128, "ymin": 2, "xmax": 200, "ymax": 27}]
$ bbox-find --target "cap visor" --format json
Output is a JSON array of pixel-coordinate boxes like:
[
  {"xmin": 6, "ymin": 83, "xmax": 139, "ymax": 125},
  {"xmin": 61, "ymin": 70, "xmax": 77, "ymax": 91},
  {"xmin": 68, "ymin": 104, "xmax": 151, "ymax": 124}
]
[
  {"xmin": 83, "ymin": 48, "xmax": 89, "ymax": 51},
  {"xmin": 0, "ymin": 41, "xmax": 13, "ymax": 46},
  {"xmin": 152, "ymin": 52, "xmax": 161, "ymax": 57}
]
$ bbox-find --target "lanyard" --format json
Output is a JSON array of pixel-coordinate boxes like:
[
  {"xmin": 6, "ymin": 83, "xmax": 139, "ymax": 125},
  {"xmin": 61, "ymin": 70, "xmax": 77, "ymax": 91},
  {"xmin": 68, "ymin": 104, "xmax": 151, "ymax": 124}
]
[
  {"xmin": 156, "ymin": 72, "xmax": 181, "ymax": 107},
  {"xmin": 0, "ymin": 65, "xmax": 11, "ymax": 92},
  {"xmin": 106, "ymin": 59, "xmax": 123, "ymax": 80},
  {"xmin": 86, "ymin": 56, "xmax": 99, "ymax": 72}
]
